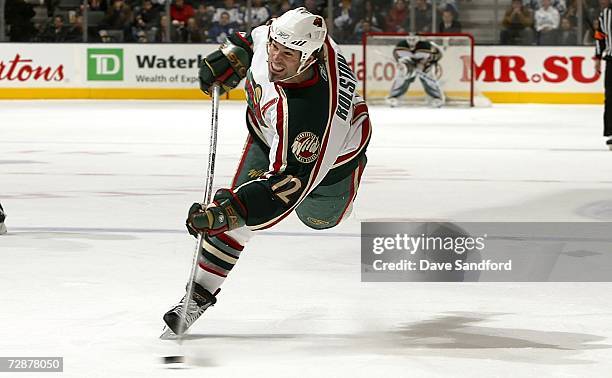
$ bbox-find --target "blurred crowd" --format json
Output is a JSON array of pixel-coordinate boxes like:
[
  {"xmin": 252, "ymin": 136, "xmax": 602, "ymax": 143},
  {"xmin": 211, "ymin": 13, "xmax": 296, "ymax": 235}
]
[
  {"xmin": 4, "ymin": 0, "xmax": 462, "ymax": 43},
  {"xmin": 500, "ymin": 0, "xmax": 605, "ymax": 45},
  {"xmin": 2, "ymin": 0, "xmax": 602, "ymax": 44}
]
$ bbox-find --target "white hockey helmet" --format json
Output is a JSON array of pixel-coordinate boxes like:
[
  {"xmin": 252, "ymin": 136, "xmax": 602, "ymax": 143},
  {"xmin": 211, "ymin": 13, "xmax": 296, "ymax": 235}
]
[{"xmin": 269, "ymin": 7, "xmax": 327, "ymax": 71}]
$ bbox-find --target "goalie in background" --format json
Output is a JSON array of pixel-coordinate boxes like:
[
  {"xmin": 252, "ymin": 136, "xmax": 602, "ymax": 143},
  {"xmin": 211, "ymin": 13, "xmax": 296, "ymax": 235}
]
[{"xmin": 386, "ymin": 36, "xmax": 445, "ymax": 107}]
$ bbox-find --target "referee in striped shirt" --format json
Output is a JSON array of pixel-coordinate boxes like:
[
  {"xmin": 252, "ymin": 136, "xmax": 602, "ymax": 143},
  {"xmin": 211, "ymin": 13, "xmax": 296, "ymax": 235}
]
[{"xmin": 595, "ymin": 3, "xmax": 612, "ymax": 149}]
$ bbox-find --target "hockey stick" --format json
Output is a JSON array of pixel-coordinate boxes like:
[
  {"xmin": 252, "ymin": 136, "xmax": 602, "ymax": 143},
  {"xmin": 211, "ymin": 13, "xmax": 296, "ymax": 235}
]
[
  {"xmin": 172, "ymin": 84, "xmax": 221, "ymax": 340},
  {"xmin": 415, "ymin": 70, "xmax": 444, "ymax": 93},
  {"xmin": 415, "ymin": 69, "xmax": 435, "ymax": 86}
]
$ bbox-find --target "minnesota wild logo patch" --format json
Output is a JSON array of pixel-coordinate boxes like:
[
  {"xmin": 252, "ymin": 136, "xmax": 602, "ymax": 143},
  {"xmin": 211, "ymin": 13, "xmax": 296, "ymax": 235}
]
[{"xmin": 291, "ymin": 132, "xmax": 320, "ymax": 164}]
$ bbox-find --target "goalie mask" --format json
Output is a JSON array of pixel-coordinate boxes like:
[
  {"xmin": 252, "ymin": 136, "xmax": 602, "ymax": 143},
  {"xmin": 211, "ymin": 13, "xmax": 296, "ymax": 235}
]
[
  {"xmin": 268, "ymin": 7, "xmax": 327, "ymax": 77},
  {"xmin": 405, "ymin": 35, "xmax": 420, "ymax": 50}
]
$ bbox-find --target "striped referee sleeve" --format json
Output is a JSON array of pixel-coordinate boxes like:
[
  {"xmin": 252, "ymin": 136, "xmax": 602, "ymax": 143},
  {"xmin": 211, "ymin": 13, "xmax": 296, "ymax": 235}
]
[{"xmin": 597, "ymin": 8, "xmax": 612, "ymax": 59}]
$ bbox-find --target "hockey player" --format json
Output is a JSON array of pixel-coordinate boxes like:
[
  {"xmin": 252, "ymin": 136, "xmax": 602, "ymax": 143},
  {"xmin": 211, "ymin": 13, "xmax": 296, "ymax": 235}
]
[
  {"xmin": 386, "ymin": 36, "xmax": 445, "ymax": 107},
  {"xmin": 162, "ymin": 7, "xmax": 371, "ymax": 335},
  {"xmin": 0, "ymin": 203, "xmax": 6, "ymax": 234}
]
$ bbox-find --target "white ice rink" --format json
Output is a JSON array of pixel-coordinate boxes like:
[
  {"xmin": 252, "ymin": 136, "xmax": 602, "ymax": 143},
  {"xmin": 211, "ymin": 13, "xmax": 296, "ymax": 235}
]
[{"xmin": 1, "ymin": 100, "xmax": 611, "ymax": 377}]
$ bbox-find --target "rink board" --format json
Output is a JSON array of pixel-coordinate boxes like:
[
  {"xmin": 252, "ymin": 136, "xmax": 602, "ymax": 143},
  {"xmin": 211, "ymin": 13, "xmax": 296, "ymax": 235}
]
[{"xmin": 0, "ymin": 43, "xmax": 604, "ymax": 103}]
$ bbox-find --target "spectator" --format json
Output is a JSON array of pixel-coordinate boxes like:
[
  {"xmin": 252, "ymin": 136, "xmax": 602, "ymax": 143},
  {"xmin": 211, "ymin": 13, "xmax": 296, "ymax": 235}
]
[
  {"xmin": 438, "ymin": 0, "xmax": 459, "ymax": 19},
  {"xmin": 354, "ymin": 18, "xmax": 381, "ymax": 42},
  {"xmin": 101, "ymin": 0, "xmax": 133, "ymax": 37},
  {"xmin": 249, "ymin": 0, "xmax": 272, "ymax": 28},
  {"xmin": 304, "ymin": 0, "xmax": 323, "ymax": 16},
  {"xmin": 525, "ymin": 0, "xmax": 566, "ymax": 13},
  {"xmin": 88, "ymin": 0, "xmax": 108, "ymax": 12},
  {"xmin": 385, "ymin": 0, "xmax": 408, "ymax": 32},
  {"xmin": 522, "ymin": 0, "xmax": 539, "ymax": 10},
  {"xmin": 334, "ymin": 0, "xmax": 357, "ymax": 43},
  {"xmin": 414, "ymin": 0, "xmax": 433, "ymax": 33},
  {"xmin": 67, "ymin": 14, "xmax": 84, "ymax": 42},
  {"xmin": 501, "ymin": 0, "xmax": 535, "ymax": 44},
  {"xmin": 195, "ymin": 4, "xmax": 214, "ymax": 32},
  {"xmin": 557, "ymin": 16, "xmax": 578, "ymax": 44},
  {"xmin": 208, "ymin": 11, "xmax": 239, "ymax": 43},
  {"xmin": 157, "ymin": 14, "xmax": 170, "ymax": 41},
  {"xmin": 439, "ymin": 9, "xmax": 462, "ymax": 32},
  {"xmin": 267, "ymin": 0, "xmax": 281, "ymax": 14},
  {"xmin": 273, "ymin": 0, "xmax": 292, "ymax": 16},
  {"xmin": 587, "ymin": 0, "xmax": 609, "ymax": 35},
  {"xmin": 535, "ymin": 0, "xmax": 560, "ymax": 44},
  {"xmin": 213, "ymin": 0, "xmax": 244, "ymax": 27},
  {"xmin": 45, "ymin": 0, "xmax": 60, "ymax": 18},
  {"xmin": 184, "ymin": 17, "xmax": 205, "ymax": 42},
  {"xmin": 551, "ymin": 0, "xmax": 567, "ymax": 14},
  {"xmin": 156, "ymin": 14, "xmax": 183, "ymax": 42},
  {"xmin": 5, "ymin": 0, "xmax": 37, "ymax": 42},
  {"xmin": 564, "ymin": 0, "xmax": 581, "ymax": 26},
  {"xmin": 40, "ymin": 15, "xmax": 70, "ymax": 42},
  {"xmin": 171, "ymin": 0, "xmax": 195, "ymax": 25},
  {"xmin": 357, "ymin": 0, "xmax": 384, "ymax": 30},
  {"xmin": 132, "ymin": 0, "xmax": 161, "ymax": 41},
  {"xmin": 583, "ymin": 17, "xmax": 599, "ymax": 44}
]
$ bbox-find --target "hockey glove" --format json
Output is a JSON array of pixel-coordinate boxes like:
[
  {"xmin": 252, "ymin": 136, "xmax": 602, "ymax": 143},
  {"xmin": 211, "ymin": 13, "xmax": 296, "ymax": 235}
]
[
  {"xmin": 186, "ymin": 189, "xmax": 247, "ymax": 237},
  {"xmin": 199, "ymin": 35, "xmax": 252, "ymax": 96}
]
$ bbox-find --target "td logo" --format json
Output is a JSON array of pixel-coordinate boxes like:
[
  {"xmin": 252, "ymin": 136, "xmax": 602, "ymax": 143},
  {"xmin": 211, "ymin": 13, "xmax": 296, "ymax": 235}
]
[{"xmin": 87, "ymin": 49, "xmax": 123, "ymax": 81}]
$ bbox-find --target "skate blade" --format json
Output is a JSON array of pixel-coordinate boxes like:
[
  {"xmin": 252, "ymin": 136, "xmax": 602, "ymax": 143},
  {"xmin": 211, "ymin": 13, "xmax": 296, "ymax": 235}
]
[
  {"xmin": 159, "ymin": 326, "xmax": 177, "ymax": 340},
  {"xmin": 0, "ymin": 223, "xmax": 6, "ymax": 235}
]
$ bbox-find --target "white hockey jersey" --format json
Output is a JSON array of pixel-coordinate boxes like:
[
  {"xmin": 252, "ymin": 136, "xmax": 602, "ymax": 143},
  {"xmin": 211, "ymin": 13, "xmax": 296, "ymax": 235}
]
[{"xmin": 232, "ymin": 25, "xmax": 371, "ymax": 230}]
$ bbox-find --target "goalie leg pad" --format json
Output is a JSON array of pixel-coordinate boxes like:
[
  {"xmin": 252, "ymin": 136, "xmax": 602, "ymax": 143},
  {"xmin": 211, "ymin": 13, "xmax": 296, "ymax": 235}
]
[
  {"xmin": 388, "ymin": 75, "xmax": 415, "ymax": 99},
  {"xmin": 418, "ymin": 72, "xmax": 445, "ymax": 103}
]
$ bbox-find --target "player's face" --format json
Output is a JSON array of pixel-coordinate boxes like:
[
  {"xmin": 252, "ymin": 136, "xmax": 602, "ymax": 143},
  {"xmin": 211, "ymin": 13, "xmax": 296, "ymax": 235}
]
[{"xmin": 267, "ymin": 40, "xmax": 302, "ymax": 82}]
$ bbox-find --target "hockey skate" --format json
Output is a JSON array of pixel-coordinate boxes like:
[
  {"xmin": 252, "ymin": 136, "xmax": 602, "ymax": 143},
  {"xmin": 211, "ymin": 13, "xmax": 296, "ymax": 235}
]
[
  {"xmin": 607, "ymin": 138, "xmax": 612, "ymax": 151},
  {"xmin": 385, "ymin": 96, "xmax": 400, "ymax": 108},
  {"xmin": 0, "ymin": 204, "xmax": 6, "ymax": 235},
  {"xmin": 160, "ymin": 282, "xmax": 217, "ymax": 339},
  {"xmin": 429, "ymin": 98, "xmax": 444, "ymax": 108}
]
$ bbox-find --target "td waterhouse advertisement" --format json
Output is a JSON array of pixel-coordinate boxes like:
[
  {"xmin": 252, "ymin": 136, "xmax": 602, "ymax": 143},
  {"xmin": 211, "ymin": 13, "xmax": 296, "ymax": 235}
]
[
  {"xmin": 0, "ymin": 44, "xmax": 217, "ymax": 88},
  {"xmin": 0, "ymin": 43, "xmax": 605, "ymax": 101}
]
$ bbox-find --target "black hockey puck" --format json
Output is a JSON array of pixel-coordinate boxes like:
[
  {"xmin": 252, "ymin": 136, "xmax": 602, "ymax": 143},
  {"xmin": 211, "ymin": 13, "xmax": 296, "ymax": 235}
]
[{"xmin": 162, "ymin": 355, "xmax": 185, "ymax": 364}]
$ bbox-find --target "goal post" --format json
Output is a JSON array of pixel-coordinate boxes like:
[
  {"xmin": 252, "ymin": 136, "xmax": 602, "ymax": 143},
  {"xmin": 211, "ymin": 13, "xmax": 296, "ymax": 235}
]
[{"xmin": 362, "ymin": 32, "xmax": 476, "ymax": 107}]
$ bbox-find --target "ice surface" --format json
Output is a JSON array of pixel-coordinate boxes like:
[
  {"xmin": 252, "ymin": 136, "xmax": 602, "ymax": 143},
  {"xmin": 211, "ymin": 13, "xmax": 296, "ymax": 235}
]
[{"xmin": 1, "ymin": 101, "xmax": 611, "ymax": 377}]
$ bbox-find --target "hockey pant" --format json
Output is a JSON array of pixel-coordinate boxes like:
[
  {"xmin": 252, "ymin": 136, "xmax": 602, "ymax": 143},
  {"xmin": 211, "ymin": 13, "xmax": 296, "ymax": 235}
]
[
  {"xmin": 389, "ymin": 65, "xmax": 444, "ymax": 102},
  {"xmin": 194, "ymin": 135, "xmax": 367, "ymax": 293}
]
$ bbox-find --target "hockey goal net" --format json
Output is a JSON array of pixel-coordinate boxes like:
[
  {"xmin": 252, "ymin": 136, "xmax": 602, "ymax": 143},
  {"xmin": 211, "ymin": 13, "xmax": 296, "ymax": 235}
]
[{"xmin": 362, "ymin": 32, "xmax": 476, "ymax": 106}]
